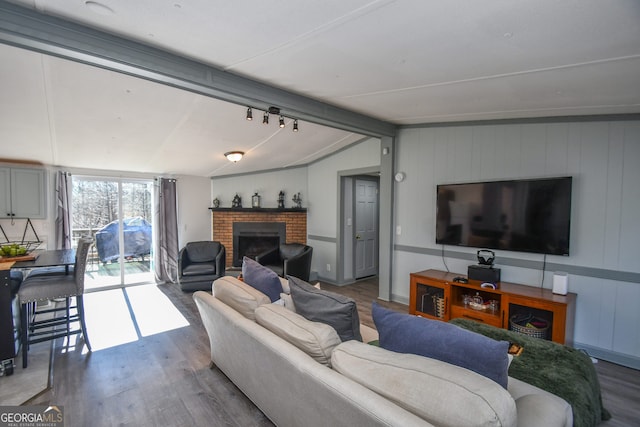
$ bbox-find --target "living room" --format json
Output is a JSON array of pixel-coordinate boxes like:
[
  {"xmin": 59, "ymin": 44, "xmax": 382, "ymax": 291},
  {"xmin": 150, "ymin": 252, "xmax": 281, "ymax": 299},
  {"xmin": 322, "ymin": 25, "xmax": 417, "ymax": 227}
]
[{"xmin": 0, "ymin": 1, "xmax": 639, "ymax": 426}]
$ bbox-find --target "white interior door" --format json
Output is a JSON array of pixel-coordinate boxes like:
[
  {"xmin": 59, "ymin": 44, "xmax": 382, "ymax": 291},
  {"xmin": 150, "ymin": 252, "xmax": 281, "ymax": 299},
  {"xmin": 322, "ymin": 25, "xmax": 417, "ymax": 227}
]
[{"xmin": 354, "ymin": 178, "xmax": 378, "ymax": 279}]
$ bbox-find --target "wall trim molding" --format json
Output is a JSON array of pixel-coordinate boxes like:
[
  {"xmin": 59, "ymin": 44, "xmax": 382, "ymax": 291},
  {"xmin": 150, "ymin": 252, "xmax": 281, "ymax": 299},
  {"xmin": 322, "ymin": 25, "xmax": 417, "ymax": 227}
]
[
  {"xmin": 574, "ymin": 342, "xmax": 640, "ymax": 370},
  {"xmin": 394, "ymin": 244, "xmax": 640, "ymax": 284},
  {"xmin": 307, "ymin": 234, "xmax": 336, "ymax": 243}
]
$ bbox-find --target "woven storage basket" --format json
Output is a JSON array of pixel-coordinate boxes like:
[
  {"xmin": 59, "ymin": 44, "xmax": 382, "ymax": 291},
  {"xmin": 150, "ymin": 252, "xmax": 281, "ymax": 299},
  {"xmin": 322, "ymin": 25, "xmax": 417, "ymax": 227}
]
[{"xmin": 510, "ymin": 315, "xmax": 549, "ymax": 339}]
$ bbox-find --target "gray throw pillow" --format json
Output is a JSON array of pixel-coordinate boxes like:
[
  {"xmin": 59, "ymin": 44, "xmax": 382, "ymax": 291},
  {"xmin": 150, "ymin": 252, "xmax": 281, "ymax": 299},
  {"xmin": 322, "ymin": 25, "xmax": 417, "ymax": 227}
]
[
  {"xmin": 242, "ymin": 257, "xmax": 283, "ymax": 302},
  {"xmin": 288, "ymin": 276, "xmax": 362, "ymax": 342},
  {"xmin": 372, "ymin": 301, "xmax": 509, "ymax": 388}
]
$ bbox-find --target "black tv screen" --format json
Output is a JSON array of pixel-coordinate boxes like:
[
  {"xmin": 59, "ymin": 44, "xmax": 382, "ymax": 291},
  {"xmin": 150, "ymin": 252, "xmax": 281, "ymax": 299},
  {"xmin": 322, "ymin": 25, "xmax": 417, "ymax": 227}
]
[{"xmin": 436, "ymin": 176, "xmax": 572, "ymax": 255}]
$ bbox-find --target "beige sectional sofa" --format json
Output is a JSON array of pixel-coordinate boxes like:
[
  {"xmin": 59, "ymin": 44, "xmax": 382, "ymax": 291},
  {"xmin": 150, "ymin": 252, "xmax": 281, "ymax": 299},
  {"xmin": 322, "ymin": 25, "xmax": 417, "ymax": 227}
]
[{"xmin": 193, "ymin": 276, "xmax": 572, "ymax": 427}]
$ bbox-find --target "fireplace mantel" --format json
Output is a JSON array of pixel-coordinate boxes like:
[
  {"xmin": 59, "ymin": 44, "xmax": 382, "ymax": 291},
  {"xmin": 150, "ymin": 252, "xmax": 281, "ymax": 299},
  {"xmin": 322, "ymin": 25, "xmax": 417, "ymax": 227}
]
[
  {"xmin": 209, "ymin": 207, "xmax": 307, "ymax": 213},
  {"xmin": 211, "ymin": 208, "xmax": 307, "ymax": 268}
]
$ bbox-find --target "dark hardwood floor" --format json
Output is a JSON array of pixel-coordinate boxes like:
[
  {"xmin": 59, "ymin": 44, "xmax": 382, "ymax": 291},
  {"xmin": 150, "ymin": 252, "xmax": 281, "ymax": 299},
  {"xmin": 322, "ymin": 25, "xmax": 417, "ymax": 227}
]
[{"xmin": 29, "ymin": 277, "xmax": 638, "ymax": 426}]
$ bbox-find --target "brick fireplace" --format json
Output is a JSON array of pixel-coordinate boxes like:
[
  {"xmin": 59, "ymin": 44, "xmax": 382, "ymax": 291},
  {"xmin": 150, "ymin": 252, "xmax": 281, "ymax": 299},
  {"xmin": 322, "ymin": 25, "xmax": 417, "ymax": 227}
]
[{"xmin": 211, "ymin": 208, "xmax": 307, "ymax": 268}]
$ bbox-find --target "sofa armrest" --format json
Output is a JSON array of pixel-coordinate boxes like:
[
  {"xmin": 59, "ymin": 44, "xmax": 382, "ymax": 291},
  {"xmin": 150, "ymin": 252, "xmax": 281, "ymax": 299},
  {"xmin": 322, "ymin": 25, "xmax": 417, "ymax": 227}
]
[
  {"xmin": 255, "ymin": 246, "xmax": 279, "ymax": 264},
  {"xmin": 215, "ymin": 245, "xmax": 226, "ymax": 274},
  {"xmin": 283, "ymin": 247, "xmax": 312, "ymax": 281},
  {"xmin": 178, "ymin": 247, "xmax": 189, "ymax": 278}
]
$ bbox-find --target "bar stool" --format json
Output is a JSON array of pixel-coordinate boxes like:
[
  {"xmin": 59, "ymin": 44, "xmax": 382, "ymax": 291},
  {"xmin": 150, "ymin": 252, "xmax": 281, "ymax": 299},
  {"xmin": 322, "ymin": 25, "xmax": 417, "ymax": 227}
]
[{"xmin": 18, "ymin": 237, "xmax": 93, "ymax": 368}]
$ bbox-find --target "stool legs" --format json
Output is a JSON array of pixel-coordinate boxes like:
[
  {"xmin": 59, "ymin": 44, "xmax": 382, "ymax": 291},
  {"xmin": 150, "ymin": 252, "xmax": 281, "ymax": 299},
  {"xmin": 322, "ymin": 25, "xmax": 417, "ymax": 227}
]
[
  {"xmin": 20, "ymin": 302, "xmax": 28, "ymax": 368},
  {"xmin": 77, "ymin": 295, "xmax": 91, "ymax": 351},
  {"xmin": 20, "ymin": 296, "xmax": 91, "ymax": 368}
]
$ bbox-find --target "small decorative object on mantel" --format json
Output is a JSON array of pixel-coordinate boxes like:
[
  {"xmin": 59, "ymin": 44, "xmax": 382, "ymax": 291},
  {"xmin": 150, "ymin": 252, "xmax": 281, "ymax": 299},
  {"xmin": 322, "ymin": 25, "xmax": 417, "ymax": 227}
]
[
  {"xmin": 252, "ymin": 192, "xmax": 261, "ymax": 208},
  {"xmin": 277, "ymin": 191, "xmax": 285, "ymax": 209},
  {"xmin": 292, "ymin": 192, "xmax": 302, "ymax": 208},
  {"xmin": 212, "ymin": 198, "xmax": 220, "ymax": 208},
  {"xmin": 232, "ymin": 193, "xmax": 242, "ymax": 208}
]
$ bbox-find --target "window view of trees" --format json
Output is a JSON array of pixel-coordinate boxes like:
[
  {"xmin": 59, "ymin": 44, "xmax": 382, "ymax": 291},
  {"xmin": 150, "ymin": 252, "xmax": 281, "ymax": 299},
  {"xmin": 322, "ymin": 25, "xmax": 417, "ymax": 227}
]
[{"xmin": 72, "ymin": 179, "xmax": 153, "ymax": 232}]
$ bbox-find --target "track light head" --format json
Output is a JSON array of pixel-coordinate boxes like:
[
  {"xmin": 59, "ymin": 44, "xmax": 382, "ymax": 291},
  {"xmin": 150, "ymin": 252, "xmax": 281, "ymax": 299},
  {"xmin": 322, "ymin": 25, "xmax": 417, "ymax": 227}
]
[
  {"xmin": 279, "ymin": 115, "xmax": 285, "ymax": 128},
  {"xmin": 246, "ymin": 107, "xmax": 252, "ymax": 121},
  {"xmin": 262, "ymin": 111, "xmax": 269, "ymax": 124},
  {"xmin": 293, "ymin": 119, "xmax": 299, "ymax": 132}
]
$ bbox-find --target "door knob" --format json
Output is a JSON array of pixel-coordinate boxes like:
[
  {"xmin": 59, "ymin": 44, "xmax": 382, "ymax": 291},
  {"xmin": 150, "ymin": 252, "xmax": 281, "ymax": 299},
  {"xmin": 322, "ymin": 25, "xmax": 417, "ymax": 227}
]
[{"xmin": 355, "ymin": 234, "xmax": 361, "ymax": 239}]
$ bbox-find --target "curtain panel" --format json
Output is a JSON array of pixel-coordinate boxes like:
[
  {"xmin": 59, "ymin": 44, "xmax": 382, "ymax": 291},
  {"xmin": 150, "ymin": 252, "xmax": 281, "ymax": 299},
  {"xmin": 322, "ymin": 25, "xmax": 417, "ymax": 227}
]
[
  {"xmin": 153, "ymin": 178, "xmax": 179, "ymax": 284},
  {"xmin": 55, "ymin": 170, "xmax": 72, "ymax": 249}
]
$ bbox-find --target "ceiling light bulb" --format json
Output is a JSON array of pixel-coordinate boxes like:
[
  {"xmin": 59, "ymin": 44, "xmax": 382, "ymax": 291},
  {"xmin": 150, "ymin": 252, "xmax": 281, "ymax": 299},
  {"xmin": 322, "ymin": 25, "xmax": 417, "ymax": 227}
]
[
  {"xmin": 224, "ymin": 151, "xmax": 244, "ymax": 163},
  {"xmin": 279, "ymin": 115, "xmax": 285, "ymax": 128},
  {"xmin": 293, "ymin": 119, "xmax": 299, "ymax": 132},
  {"xmin": 246, "ymin": 107, "xmax": 252, "ymax": 121},
  {"xmin": 263, "ymin": 111, "xmax": 269, "ymax": 124}
]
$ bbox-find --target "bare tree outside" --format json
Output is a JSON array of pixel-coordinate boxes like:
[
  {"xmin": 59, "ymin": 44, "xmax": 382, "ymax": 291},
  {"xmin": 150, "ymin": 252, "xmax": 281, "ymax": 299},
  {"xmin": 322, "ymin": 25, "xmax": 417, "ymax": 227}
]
[{"xmin": 72, "ymin": 179, "xmax": 152, "ymax": 232}]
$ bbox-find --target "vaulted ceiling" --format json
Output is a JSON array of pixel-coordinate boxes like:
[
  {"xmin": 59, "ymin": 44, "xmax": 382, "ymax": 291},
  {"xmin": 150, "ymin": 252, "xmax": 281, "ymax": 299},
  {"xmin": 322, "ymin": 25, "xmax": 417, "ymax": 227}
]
[{"xmin": 1, "ymin": 1, "xmax": 639, "ymax": 177}]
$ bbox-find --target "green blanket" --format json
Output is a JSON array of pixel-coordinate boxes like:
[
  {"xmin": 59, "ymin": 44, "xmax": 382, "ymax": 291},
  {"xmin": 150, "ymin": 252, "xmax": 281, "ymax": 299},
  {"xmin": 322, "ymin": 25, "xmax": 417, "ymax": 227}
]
[{"xmin": 450, "ymin": 318, "xmax": 610, "ymax": 427}]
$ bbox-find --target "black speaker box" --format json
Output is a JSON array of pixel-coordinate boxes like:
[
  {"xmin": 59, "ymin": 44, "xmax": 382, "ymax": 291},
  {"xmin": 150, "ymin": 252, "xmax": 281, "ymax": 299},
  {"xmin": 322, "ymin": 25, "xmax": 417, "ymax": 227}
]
[{"xmin": 468, "ymin": 265, "xmax": 501, "ymax": 284}]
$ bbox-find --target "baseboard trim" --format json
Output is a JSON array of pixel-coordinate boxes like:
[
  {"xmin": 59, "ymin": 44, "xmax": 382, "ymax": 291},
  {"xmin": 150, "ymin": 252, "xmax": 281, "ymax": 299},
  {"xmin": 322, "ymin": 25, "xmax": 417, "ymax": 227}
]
[{"xmin": 573, "ymin": 342, "xmax": 640, "ymax": 370}]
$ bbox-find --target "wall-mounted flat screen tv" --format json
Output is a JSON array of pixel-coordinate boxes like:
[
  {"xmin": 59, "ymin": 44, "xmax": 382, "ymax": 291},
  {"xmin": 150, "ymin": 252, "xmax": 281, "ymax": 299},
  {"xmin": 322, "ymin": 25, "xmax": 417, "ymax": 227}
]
[{"xmin": 436, "ymin": 176, "xmax": 572, "ymax": 256}]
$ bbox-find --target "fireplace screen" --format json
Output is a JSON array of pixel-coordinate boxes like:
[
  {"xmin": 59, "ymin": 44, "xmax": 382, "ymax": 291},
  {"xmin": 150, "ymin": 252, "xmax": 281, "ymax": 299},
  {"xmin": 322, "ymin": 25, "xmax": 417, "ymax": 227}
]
[{"xmin": 232, "ymin": 222, "xmax": 286, "ymax": 267}]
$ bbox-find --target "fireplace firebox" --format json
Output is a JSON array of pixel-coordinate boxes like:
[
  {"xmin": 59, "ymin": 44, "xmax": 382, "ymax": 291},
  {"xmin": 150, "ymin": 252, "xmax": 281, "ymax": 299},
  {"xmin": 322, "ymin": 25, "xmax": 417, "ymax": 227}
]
[{"xmin": 232, "ymin": 222, "xmax": 286, "ymax": 267}]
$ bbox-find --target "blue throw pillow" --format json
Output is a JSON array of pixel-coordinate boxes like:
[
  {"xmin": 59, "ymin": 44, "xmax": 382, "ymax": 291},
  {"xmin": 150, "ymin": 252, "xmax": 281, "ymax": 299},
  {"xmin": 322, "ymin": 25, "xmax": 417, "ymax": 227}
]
[
  {"xmin": 242, "ymin": 257, "xmax": 283, "ymax": 303},
  {"xmin": 372, "ymin": 302, "xmax": 509, "ymax": 388}
]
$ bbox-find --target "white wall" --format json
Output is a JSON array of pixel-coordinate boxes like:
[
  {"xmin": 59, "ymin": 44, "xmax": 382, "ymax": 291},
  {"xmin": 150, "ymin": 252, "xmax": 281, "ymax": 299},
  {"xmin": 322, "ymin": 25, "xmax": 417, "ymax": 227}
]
[
  {"xmin": 392, "ymin": 120, "xmax": 640, "ymax": 366},
  {"xmin": 210, "ymin": 167, "xmax": 307, "ymax": 209},
  {"xmin": 307, "ymin": 138, "xmax": 380, "ymax": 281},
  {"xmin": 176, "ymin": 174, "xmax": 214, "ymax": 248}
]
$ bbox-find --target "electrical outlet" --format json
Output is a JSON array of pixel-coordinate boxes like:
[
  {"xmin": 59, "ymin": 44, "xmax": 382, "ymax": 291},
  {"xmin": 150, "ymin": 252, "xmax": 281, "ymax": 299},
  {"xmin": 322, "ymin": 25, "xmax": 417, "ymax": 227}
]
[
  {"xmin": 326, "ymin": 263, "xmax": 331, "ymax": 272},
  {"xmin": 396, "ymin": 225, "xmax": 402, "ymax": 235}
]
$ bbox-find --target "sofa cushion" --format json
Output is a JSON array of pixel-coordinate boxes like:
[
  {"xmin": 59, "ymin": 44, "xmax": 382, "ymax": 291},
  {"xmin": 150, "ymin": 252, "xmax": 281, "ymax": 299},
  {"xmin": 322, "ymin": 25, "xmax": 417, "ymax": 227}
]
[
  {"xmin": 279, "ymin": 276, "xmax": 290, "ymax": 294},
  {"xmin": 289, "ymin": 276, "xmax": 362, "ymax": 342},
  {"xmin": 212, "ymin": 276, "xmax": 270, "ymax": 320},
  {"xmin": 514, "ymin": 394, "xmax": 571, "ymax": 427},
  {"xmin": 332, "ymin": 341, "xmax": 517, "ymax": 427},
  {"xmin": 242, "ymin": 256, "xmax": 284, "ymax": 302},
  {"xmin": 255, "ymin": 304, "xmax": 341, "ymax": 366},
  {"xmin": 372, "ymin": 302, "xmax": 510, "ymax": 388},
  {"xmin": 182, "ymin": 263, "xmax": 216, "ymax": 276}
]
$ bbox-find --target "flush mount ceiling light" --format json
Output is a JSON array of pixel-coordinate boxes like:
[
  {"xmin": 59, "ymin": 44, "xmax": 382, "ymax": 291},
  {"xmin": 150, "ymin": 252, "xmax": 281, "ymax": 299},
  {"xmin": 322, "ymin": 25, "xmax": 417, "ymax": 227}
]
[
  {"xmin": 247, "ymin": 106, "xmax": 300, "ymax": 132},
  {"xmin": 224, "ymin": 151, "xmax": 244, "ymax": 163}
]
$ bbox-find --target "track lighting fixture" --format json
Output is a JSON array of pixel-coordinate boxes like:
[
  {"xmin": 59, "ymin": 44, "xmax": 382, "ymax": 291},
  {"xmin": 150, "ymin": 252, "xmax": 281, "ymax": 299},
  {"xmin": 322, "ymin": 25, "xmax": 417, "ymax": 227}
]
[
  {"xmin": 247, "ymin": 106, "xmax": 300, "ymax": 132},
  {"xmin": 224, "ymin": 151, "xmax": 244, "ymax": 163}
]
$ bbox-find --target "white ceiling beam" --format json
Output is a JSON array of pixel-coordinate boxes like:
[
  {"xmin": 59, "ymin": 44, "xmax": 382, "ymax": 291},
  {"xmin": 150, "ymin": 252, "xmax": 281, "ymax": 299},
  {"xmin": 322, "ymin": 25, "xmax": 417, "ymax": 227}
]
[{"xmin": 0, "ymin": 2, "xmax": 396, "ymax": 138}]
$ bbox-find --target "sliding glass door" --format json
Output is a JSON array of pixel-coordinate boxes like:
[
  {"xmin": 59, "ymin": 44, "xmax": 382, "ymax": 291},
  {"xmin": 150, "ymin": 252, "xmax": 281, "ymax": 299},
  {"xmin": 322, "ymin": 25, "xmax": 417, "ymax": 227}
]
[{"xmin": 72, "ymin": 176, "xmax": 154, "ymax": 290}]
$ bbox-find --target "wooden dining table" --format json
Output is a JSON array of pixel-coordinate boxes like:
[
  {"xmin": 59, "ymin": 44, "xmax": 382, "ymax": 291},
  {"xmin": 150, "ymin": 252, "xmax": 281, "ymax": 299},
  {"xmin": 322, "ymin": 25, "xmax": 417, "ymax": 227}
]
[{"xmin": 12, "ymin": 248, "xmax": 76, "ymax": 274}]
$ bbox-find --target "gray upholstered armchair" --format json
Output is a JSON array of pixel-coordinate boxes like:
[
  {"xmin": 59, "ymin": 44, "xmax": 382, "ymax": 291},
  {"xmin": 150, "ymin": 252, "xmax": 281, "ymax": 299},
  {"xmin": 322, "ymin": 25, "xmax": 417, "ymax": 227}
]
[
  {"xmin": 178, "ymin": 241, "xmax": 225, "ymax": 291},
  {"xmin": 255, "ymin": 243, "xmax": 313, "ymax": 281}
]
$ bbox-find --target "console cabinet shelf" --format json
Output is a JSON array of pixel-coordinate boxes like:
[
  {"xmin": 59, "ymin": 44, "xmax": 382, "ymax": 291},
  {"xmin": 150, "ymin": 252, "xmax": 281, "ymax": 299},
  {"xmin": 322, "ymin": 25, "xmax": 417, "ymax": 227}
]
[{"xmin": 409, "ymin": 269, "xmax": 576, "ymax": 345}]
